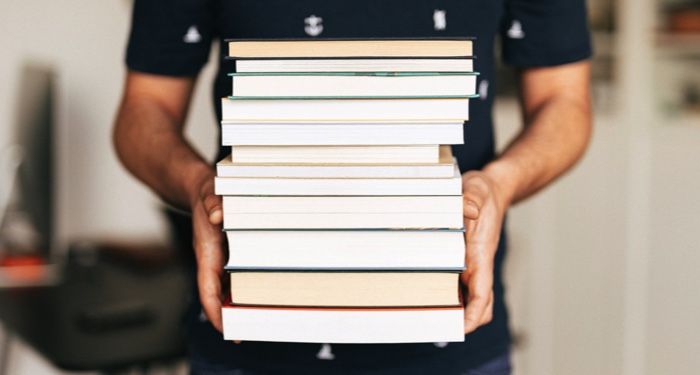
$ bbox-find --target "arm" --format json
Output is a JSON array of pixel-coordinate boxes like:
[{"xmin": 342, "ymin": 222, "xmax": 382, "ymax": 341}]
[
  {"xmin": 462, "ymin": 60, "xmax": 592, "ymax": 333},
  {"xmin": 113, "ymin": 71, "xmax": 225, "ymax": 330}
]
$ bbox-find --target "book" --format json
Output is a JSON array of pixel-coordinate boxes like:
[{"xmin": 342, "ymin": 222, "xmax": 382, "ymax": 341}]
[
  {"xmin": 227, "ymin": 38, "xmax": 473, "ymax": 59},
  {"xmin": 224, "ymin": 230, "xmax": 465, "ymax": 270},
  {"xmin": 214, "ymin": 164, "xmax": 462, "ymax": 196},
  {"xmin": 222, "ymin": 304, "xmax": 465, "ymax": 343},
  {"xmin": 228, "ymin": 271, "xmax": 461, "ymax": 307},
  {"xmin": 228, "ymin": 145, "xmax": 440, "ymax": 164},
  {"xmin": 217, "ymin": 148, "xmax": 456, "ymax": 178},
  {"xmin": 222, "ymin": 195, "xmax": 464, "ymax": 229},
  {"xmin": 221, "ymin": 98, "xmax": 471, "ymax": 121},
  {"xmin": 235, "ymin": 58, "xmax": 474, "ymax": 73},
  {"xmin": 220, "ymin": 121, "xmax": 464, "ymax": 146},
  {"xmin": 217, "ymin": 37, "xmax": 476, "ymax": 344},
  {"xmin": 230, "ymin": 72, "xmax": 478, "ymax": 98}
]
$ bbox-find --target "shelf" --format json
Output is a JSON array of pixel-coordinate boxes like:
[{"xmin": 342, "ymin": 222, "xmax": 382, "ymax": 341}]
[
  {"xmin": 0, "ymin": 264, "xmax": 59, "ymax": 288},
  {"xmin": 592, "ymin": 31, "xmax": 616, "ymax": 59},
  {"xmin": 656, "ymin": 112, "xmax": 700, "ymax": 127},
  {"xmin": 655, "ymin": 33, "xmax": 700, "ymax": 58}
]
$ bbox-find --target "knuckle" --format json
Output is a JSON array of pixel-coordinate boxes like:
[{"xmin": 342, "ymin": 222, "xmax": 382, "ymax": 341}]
[
  {"xmin": 462, "ymin": 189, "xmax": 484, "ymax": 203},
  {"xmin": 468, "ymin": 291, "xmax": 490, "ymax": 302},
  {"xmin": 482, "ymin": 310, "xmax": 493, "ymax": 324},
  {"xmin": 468, "ymin": 176, "xmax": 487, "ymax": 189},
  {"xmin": 466, "ymin": 175, "xmax": 490, "ymax": 192},
  {"xmin": 203, "ymin": 194, "xmax": 220, "ymax": 209}
]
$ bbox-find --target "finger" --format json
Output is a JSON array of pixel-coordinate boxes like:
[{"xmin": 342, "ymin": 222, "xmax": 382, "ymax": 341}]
[
  {"xmin": 479, "ymin": 291, "xmax": 494, "ymax": 325},
  {"xmin": 463, "ymin": 262, "xmax": 494, "ymax": 334},
  {"xmin": 463, "ymin": 290, "xmax": 488, "ymax": 334},
  {"xmin": 462, "ymin": 174, "xmax": 489, "ymax": 220},
  {"xmin": 193, "ymin": 209, "xmax": 225, "ymax": 332},
  {"xmin": 197, "ymin": 240, "xmax": 223, "ymax": 330},
  {"xmin": 197, "ymin": 255, "xmax": 223, "ymax": 332},
  {"xmin": 203, "ymin": 194, "xmax": 223, "ymax": 225},
  {"xmin": 463, "ymin": 200, "xmax": 480, "ymax": 221}
]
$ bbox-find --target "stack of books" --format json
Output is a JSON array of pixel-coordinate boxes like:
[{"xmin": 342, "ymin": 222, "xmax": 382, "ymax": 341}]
[{"xmin": 216, "ymin": 38, "xmax": 477, "ymax": 344}]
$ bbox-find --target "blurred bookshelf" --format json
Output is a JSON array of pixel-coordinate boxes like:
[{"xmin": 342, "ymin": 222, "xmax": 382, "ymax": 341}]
[
  {"xmin": 655, "ymin": 0, "xmax": 700, "ymax": 123},
  {"xmin": 494, "ymin": 0, "xmax": 700, "ymax": 125},
  {"xmin": 494, "ymin": 0, "xmax": 619, "ymax": 115},
  {"xmin": 585, "ymin": 0, "xmax": 617, "ymax": 114}
]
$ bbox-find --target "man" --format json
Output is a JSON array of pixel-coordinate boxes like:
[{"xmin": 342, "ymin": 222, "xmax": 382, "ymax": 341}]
[{"xmin": 114, "ymin": 0, "xmax": 592, "ymax": 373}]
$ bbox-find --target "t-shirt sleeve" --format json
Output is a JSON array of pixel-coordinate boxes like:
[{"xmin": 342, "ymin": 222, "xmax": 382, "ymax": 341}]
[
  {"xmin": 500, "ymin": 0, "xmax": 592, "ymax": 67},
  {"xmin": 126, "ymin": 0, "xmax": 215, "ymax": 76}
]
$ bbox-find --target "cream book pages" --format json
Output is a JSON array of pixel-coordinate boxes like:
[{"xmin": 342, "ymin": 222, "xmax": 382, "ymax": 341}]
[
  {"xmin": 227, "ymin": 39, "xmax": 473, "ymax": 58},
  {"xmin": 217, "ymin": 147, "xmax": 455, "ymax": 178},
  {"xmin": 229, "ymin": 272, "xmax": 461, "ymax": 307}
]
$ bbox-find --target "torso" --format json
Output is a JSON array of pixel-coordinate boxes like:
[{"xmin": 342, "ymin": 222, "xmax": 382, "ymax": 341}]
[
  {"xmin": 196, "ymin": 1, "xmax": 511, "ymax": 372},
  {"xmin": 213, "ymin": 0, "xmax": 504, "ymax": 171}
]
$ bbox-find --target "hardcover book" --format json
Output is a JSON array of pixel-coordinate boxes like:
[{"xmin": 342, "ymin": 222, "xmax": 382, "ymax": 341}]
[
  {"xmin": 224, "ymin": 230, "xmax": 466, "ymax": 270},
  {"xmin": 228, "ymin": 271, "xmax": 462, "ymax": 307},
  {"xmin": 235, "ymin": 58, "xmax": 474, "ymax": 73},
  {"xmin": 227, "ymin": 38, "xmax": 474, "ymax": 59},
  {"xmin": 230, "ymin": 72, "xmax": 478, "ymax": 98},
  {"xmin": 217, "ymin": 147, "xmax": 456, "ymax": 178},
  {"xmin": 222, "ymin": 195, "xmax": 464, "ymax": 230},
  {"xmin": 222, "ymin": 304, "xmax": 465, "ymax": 343}
]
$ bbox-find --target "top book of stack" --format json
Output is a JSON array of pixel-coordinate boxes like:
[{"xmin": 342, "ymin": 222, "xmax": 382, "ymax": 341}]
[
  {"xmin": 223, "ymin": 39, "xmax": 477, "ymax": 124},
  {"xmin": 227, "ymin": 38, "xmax": 474, "ymax": 59},
  {"xmin": 228, "ymin": 38, "xmax": 474, "ymax": 79}
]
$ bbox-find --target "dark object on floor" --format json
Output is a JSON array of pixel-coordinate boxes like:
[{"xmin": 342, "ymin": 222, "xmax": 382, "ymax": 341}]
[
  {"xmin": 0, "ymin": 241, "xmax": 190, "ymax": 371},
  {"xmin": 667, "ymin": 3, "xmax": 700, "ymax": 33}
]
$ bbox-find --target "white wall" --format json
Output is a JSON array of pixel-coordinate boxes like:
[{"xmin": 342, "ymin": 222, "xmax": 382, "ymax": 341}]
[
  {"xmin": 496, "ymin": 103, "xmax": 628, "ymax": 375},
  {"xmin": 646, "ymin": 125, "xmax": 700, "ymax": 375},
  {"xmin": 0, "ymin": 0, "xmax": 218, "ymax": 250},
  {"xmin": 1, "ymin": 2, "xmax": 216, "ymax": 372}
]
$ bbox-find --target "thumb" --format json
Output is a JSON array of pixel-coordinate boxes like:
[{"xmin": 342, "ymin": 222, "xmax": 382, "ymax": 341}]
[
  {"xmin": 462, "ymin": 173, "xmax": 489, "ymax": 220},
  {"xmin": 203, "ymin": 194, "xmax": 223, "ymax": 225},
  {"xmin": 463, "ymin": 200, "xmax": 480, "ymax": 221}
]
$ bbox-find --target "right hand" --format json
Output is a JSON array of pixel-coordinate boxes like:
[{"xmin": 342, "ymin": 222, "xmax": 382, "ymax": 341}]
[{"xmin": 190, "ymin": 170, "xmax": 225, "ymax": 332}]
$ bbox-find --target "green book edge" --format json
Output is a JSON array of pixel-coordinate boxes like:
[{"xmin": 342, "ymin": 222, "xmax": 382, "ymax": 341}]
[
  {"xmin": 223, "ymin": 267, "xmax": 466, "ymax": 272},
  {"xmin": 226, "ymin": 95, "xmax": 479, "ymax": 100},
  {"xmin": 229, "ymin": 72, "xmax": 480, "ymax": 77}
]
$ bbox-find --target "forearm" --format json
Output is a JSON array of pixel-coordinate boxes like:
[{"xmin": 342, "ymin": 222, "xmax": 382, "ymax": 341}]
[
  {"xmin": 482, "ymin": 62, "xmax": 592, "ymax": 207},
  {"xmin": 113, "ymin": 93, "xmax": 211, "ymax": 210}
]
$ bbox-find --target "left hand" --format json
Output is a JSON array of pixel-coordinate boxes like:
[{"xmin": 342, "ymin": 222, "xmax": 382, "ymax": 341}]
[{"xmin": 460, "ymin": 170, "xmax": 509, "ymax": 334}]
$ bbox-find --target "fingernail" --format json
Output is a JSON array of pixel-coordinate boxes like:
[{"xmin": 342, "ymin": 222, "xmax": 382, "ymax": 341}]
[{"xmin": 209, "ymin": 209, "xmax": 223, "ymax": 222}]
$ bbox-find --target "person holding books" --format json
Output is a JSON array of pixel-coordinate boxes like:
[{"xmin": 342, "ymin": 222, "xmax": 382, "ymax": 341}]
[{"xmin": 113, "ymin": 1, "xmax": 592, "ymax": 374}]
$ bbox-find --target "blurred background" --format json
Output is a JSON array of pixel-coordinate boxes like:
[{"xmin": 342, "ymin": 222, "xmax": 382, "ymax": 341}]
[{"xmin": 0, "ymin": 0, "xmax": 698, "ymax": 374}]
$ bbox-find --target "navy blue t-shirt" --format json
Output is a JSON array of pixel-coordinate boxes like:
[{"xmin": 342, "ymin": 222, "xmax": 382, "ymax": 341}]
[{"xmin": 126, "ymin": 0, "xmax": 591, "ymax": 373}]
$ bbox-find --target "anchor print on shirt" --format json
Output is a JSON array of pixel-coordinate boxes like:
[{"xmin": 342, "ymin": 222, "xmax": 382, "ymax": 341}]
[
  {"xmin": 305, "ymin": 15, "xmax": 324, "ymax": 36},
  {"xmin": 507, "ymin": 20, "xmax": 525, "ymax": 39},
  {"xmin": 433, "ymin": 9, "xmax": 447, "ymax": 31},
  {"xmin": 183, "ymin": 25, "xmax": 202, "ymax": 43},
  {"xmin": 316, "ymin": 343, "xmax": 335, "ymax": 360}
]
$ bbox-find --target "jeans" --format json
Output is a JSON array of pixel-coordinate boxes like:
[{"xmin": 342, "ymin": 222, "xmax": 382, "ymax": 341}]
[{"xmin": 190, "ymin": 350, "xmax": 511, "ymax": 375}]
